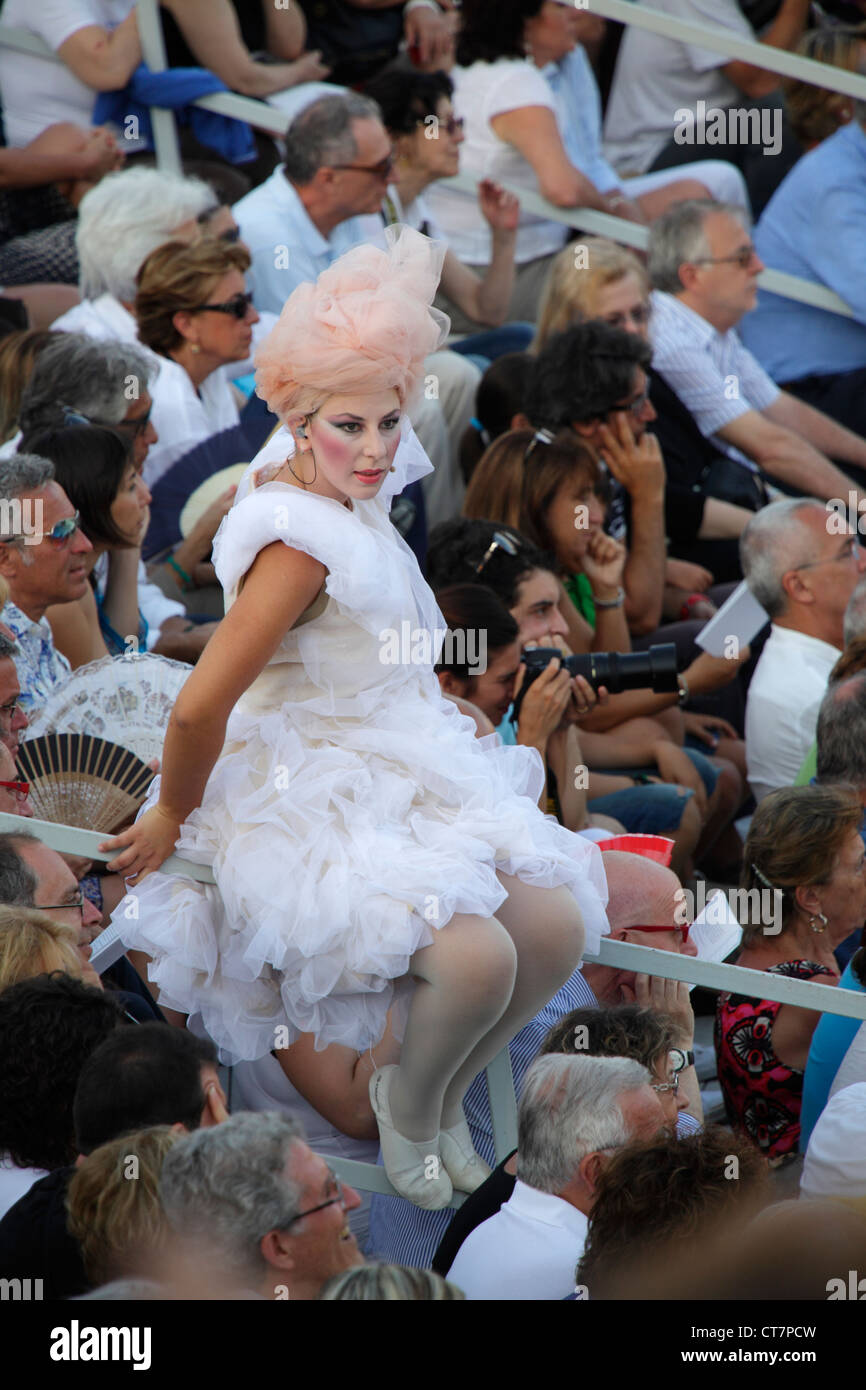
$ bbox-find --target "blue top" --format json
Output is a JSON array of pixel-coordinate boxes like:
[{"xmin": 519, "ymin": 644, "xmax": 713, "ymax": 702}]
[
  {"xmin": 542, "ymin": 49, "xmax": 620, "ymax": 195},
  {"xmin": 740, "ymin": 121, "xmax": 866, "ymax": 382},
  {"xmin": 800, "ymin": 956, "xmax": 866, "ymax": 1150}
]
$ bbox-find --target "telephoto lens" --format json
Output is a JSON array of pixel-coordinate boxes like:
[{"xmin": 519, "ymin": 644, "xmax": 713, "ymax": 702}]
[{"xmin": 511, "ymin": 644, "xmax": 680, "ymax": 722}]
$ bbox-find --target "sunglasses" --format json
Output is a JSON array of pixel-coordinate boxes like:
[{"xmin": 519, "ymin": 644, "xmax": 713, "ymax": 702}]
[
  {"xmin": 329, "ymin": 153, "xmax": 395, "ymax": 179},
  {"xmin": 46, "ymin": 512, "xmax": 82, "ymax": 545},
  {"xmin": 474, "ymin": 529, "xmax": 520, "ymax": 574},
  {"xmin": 417, "ymin": 115, "xmax": 465, "ymax": 137},
  {"xmin": 693, "ymin": 246, "xmax": 757, "ymax": 270},
  {"xmin": 194, "ymin": 291, "xmax": 254, "ymax": 321},
  {"xmin": 625, "ymin": 922, "xmax": 691, "ymax": 944},
  {"xmin": 60, "ymin": 404, "xmax": 152, "ymax": 439},
  {"xmin": 0, "ymin": 778, "xmax": 29, "ymax": 802}
]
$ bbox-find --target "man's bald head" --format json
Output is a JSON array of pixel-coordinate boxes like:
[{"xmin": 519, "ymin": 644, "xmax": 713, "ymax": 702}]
[{"xmin": 602, "ymin": 851, "xmax": 683, "ymax": 933}]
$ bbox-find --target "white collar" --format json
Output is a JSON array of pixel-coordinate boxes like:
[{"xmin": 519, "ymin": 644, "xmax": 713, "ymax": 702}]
[{"xmin": 508, "ymin": 1179, "xmax": 589, "ymax": 1233}]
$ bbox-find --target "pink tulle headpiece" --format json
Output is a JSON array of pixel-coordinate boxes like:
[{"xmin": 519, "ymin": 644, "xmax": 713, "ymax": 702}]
[{"xmin": 254, "ymin": 225, "xmax": 450, "ymax": 421}]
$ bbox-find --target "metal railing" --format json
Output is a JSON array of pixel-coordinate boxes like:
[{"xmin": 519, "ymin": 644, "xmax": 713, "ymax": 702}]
[
  {"xmin": 0, "ymin": 0, "xmax": 861, "ymax": 318},
  {"xmin": 4, "ymin": 812, "xmax": 866, "ymax": 1204}
]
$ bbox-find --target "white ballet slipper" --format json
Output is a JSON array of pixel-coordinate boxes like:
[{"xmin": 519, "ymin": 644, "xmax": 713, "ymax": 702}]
[
  {"xmin": 369, "ymin": 1065, "xmax": 453, "ymax": 1210},
  {"xmin": 439, "ymin": 1116, "xmax": 493, "ymax": 1193}
]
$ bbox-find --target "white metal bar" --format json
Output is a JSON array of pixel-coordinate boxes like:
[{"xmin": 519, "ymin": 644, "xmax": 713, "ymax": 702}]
[
  {"xmin": 485, "ymin": 1046, "xmax": 519, "ymax": 1162},
  {"xmin": 440, "ymin": 171, "xmax": 856, "ymax": 319},
  {"xmin": 0, "ymin": 812, "xmax": 215, "ymax": 883},
  {"xmin": 588, "ymin": 0, "xmax": 866, "ymax": 99},
  {"xmin": 191, "ymin": 91, "xmax": 291, "ymax": 138},
  {"xmin": 586, "ymin": 937, "xmax": 866, "ymax": 1020},
  {"xmin": 131, "ymin": 0, "xmax": 182, "ymax": 176}
]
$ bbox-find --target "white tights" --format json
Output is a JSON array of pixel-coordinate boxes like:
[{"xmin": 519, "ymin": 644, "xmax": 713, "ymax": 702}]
[{"xmin": 387, "ymin": 873, "xmax": 585, "ymax": 1141}]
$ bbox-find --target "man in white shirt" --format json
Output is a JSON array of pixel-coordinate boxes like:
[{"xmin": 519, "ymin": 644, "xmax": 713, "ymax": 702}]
[
  {"xmin": 234, "ymin": 91, "xmax": 480, "ymax": 527},
  {"xmin": 741, "ymin": 499, "xmax": 866, "ymax": 802},
  {"xmin": 648, "ymin": 200, "xmax": 866, "ymax": 510},
  {"xmin": 448, "ymin": 1053, "xmax": 667, "ymax": 1301}
]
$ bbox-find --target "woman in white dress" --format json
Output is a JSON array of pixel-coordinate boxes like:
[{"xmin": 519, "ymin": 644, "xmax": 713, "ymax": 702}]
[{"xmin": 103, "ymin": 228, "xmax": 609, "ymax": 1209}]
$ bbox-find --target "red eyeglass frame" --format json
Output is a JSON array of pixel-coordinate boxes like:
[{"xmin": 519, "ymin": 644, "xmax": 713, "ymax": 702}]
[{"xmin": 624, "ymin": 922, "xmax": 691, "ymax": 944}]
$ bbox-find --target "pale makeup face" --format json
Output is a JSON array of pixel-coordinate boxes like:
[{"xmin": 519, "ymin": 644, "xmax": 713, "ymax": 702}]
[{"xmin": 289, "ymin": 390, "xmax": 403, "ymax": 505}]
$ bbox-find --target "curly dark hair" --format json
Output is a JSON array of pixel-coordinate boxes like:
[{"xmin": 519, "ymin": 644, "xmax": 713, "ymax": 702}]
[
  {"xmin": 576, "ymin": 1128, "xmax": 768, "ymax": 1296},
  {"xmin": 363, "ymin": 68, "xmax": 454, "ymax": 135},
  {"xmin": 426, "ymin": 519, "xmax": 556, "ymax": 607},
  {"xmin": 0, "ymin": 974, "xmax": 125, "ymax": 1170},
  {"xmin": 541, "ymin": 1004, "xmax": 678, "ymax": 1075},
  {"xmin": 455, "ymin": 0, "xmax": 545, "ymax": 66},
  {"xmin": 526, "ymin": 320, "xmax": 653, "ymax": 429}
]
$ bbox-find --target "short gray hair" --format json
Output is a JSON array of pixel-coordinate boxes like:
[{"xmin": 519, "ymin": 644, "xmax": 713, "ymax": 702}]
[
  {"xmin": 648, "ymin": 199, "xmax": 751, "ymax": 294},
  {"xmin": 282, "ymin": 93, "xmax": 383, "ymax": 185},
  {"xmin": 159, "ymin": 1111, "xmax": 306, "ymax": 1279},
  {"xmin": 516, "ymin": 1054, "xmax": 650, "ymax": 1194},
  {"xmin": 0, "ymin": 832, "xmax": 40, "ymax": 906},
  {"xmin": 76, "ymin": 167, "xmax": 217, "ymax": 302},
  {"xmin": 816, "ymin": 672, "xmax": 866, "ymax": 788},
  {"xmin": 18, "ymin": 335, "xmax": 155, "ymax": 439},
  {"xmin": 739, "ymin": 498, "xmax": 826, "ymax": 618},
  {"xmin": 844, "ymin": 575, "xmax": 866, "ymax": 647},
  {"xmin": 0, "ymin": 453, "xmax": 54, "ymax": 538}
]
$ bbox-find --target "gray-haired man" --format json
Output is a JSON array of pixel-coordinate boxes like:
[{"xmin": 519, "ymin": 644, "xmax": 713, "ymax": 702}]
[
  {"xmin": 649, "ymin": 200, "xmax": 866, "ymax": 507},
  {"xmin": 742, "ymin": 498, "xmax": 866, "ymax": 802},
  {"xmin": 447, "ymin": 1054, "xmax": 666, "ymax": 1300},
  {"xmin": 160, "ymin": 1111, "xmax": 363, "ymax": 1301},
  {"xmin": 0, "ymin": 455, "xmax": 91, "ymax": 712}
]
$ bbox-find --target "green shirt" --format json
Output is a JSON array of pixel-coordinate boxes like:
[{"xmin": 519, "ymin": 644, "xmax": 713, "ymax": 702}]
[{"xmin": 564, "ymin": 572, "xmax": 596, "ymax": 630}]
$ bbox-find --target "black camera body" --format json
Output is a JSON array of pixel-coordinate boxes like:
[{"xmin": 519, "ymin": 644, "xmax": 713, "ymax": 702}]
[{"xmin": 510, "ymin": 644, "xmax": 680, "ymax": 723}]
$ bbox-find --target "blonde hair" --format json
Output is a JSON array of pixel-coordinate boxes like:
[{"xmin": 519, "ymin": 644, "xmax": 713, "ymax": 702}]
[
  {"xmin": 67, "ymin": 1126, "xmax": 182, "ymax": 1287},
  {"xmin": 318, "ymin": 1264, "xmax": 465, "ymax": 1300},
  {"xmin": 533, "ymin": 238, "xmax": 650, "ymax": 352},
  {"xmin": 0, "ymin": 330, "xmax": 56, "ymax": 443},
  {"xmin": 0, "ymin": 905, "xmax": 83, "ymax": 992},
  {"xmin": 134, "ymin": 238, "xmax": 251, "ymax": 357},
  {"xmin": 784, "ymin": 27, "xmax": 866, "ymax": 146}
]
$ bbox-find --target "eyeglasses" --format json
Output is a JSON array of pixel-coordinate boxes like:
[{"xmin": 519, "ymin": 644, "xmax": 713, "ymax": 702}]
[
  {"xmin": 60, "ymin": 404, "xmax": 152, "ymax": 440},
  {"xmin": 45, "ymin": 512, "xmax": 82, "ymax": 546},
  {"xmin": 795, "ymin": 536, "xmax": 862, "ymax": 570},
  {"xmin": 475, "ymin": 529, "xmax": 520, "ymax": 574},
  {"xmin": 610, "ymin": 386, "xmax": 651, "ymax": 422},
  {"xmin": 286, "ymin": 1171, "xmax": 346, "ymax": 1225},
  {"xmin": 0, "ymin": 778, "xmax": 28, "ymax": 803},
  {"xmin": 626, "ymin": 922, "xmax": 692, "ymax": 944},
  {"xmin": 417, "ymin": 115, "xmax": 465, "ymax": 137},
  {"xmin": 193, "ymin": 291, "xmax": 255, "ymax": 321},
  {"xmin": 602, "ymin": 304, "xmax": 651, "ymax": 331},
  {"xmin": 0, "ymin": 698, "xmax": 23, "ymax": 721},
  {"xmin": 38, "ymin": 889, "xmax": 86, "ymax": 915},
  {"xmin": 692, "ymin": 246, "xmax": 758, "ymax": 270},
  {"xmin": 524, "ymin": 427, "xmax": 555, "ymax": 464},
  {"xmin": 329, "ymin": 153, "xmax": 395, "ymax": 179},
  {"xmin": 651, "ymin": 1073, "xmax": 680, "ymax": 1096}
]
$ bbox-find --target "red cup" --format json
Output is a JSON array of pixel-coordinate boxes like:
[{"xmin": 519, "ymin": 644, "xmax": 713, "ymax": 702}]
[{"xmin": 597, "ymin": 834, "xmax": 675, "ymax": 867}]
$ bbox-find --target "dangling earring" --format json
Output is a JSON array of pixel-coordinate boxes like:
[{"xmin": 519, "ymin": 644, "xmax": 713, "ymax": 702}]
[
  {"xmin": 190, "ymin": 343, "xmax": 201, "ymax": 355},
  {"xmin": 287, "ymin": 450, "xmax": 317, "ymax": 488},
  {"xmin": 809, "ymin": 912, "xmax": 828, "ymax": 934}
]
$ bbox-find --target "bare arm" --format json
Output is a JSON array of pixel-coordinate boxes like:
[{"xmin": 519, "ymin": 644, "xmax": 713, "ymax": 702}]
[
  {"xmin": 764, "ymin": 391, "xmax": 866, "ymax": 476},
  {"xmin": 262, "ymin": 0, "xmax": 307, "ymax": 57},
  {"xmin": 102, "ymin": 541, "xmax": 326, "ymax": 878},
  {"xmin": 438, "ymin": 183, "xmax": 519, "ymax": 326},
  {"xmin": 717, "ymin": 409, "xmax": 866, "ymax": 504},
  {"xmin": 595, "ymin": 417, "xmax": 667, "ymax": 637},
  {"xmin": 697, "ymin": 495, "xmax": 753, "ymax": 541},
  {"xmin": 56, "ymin": 12, "xmax": 141, "ymax": 92},
  {"xmin": 161, "ymin": 0, "xmax": 327, "ymax": 95},
  {"xmin": 722, "ymin": 0, "xmax": 811, "ymax": 99},
  {"xmin": 275, "ymin": 1016, "xmax": 401, "ymax": 1141},
  {"xmin": 489, "ymin": 106, "xmax": 610, "ymax": 210},
  {"xmin": 46, "ymin": 587, "xmax": 109, "ymax": 670}
]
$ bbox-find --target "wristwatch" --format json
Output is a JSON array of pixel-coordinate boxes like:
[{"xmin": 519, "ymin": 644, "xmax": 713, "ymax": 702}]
[{"xmin": 676, "ymin": 675, "xmax": 690, "ymax": 706}]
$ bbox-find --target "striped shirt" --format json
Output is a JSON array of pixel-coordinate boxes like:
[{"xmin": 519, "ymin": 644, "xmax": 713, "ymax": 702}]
[
  {"xmin": 366, "ymin": 968, "xmax": 599, "ymax": 1266},
  {"xmin": 649, "ymin": 290, "xmax": 779, "ymax": 471}
]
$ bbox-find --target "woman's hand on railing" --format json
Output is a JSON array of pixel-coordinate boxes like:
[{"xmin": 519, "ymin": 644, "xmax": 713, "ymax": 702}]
[{"xmin": 99, "ymin": 804, "xmax": 183, "ymax": 885}]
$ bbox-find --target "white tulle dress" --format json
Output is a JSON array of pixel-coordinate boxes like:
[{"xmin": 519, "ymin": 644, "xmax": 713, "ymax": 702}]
[{"xmin": 117, "ymin": 425, "xmax": 609, "ymax": 1063}]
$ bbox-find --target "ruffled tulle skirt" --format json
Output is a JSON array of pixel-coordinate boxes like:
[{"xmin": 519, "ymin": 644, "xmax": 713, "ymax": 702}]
[{"xmin": 119, "ymin": 690, "xmax": 608, "ymax": 1062}]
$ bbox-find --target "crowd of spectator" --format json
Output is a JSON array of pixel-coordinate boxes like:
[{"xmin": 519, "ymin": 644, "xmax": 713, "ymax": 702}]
[{"xmin": 1, "ymin": 0, "xmax": 866, "ymax": 1305}]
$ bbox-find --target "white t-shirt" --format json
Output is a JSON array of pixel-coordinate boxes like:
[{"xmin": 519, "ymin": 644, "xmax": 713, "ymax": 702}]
[
  {"xmin": 0, "ymin": 0, "xmax": 136, "ymax": 148},
  {"xmin": 603, "ymin": 0, "xmax": 755, "ymax": 175},
  {"xmin": 744, "ymin": 625, "xmax": 840, "ymax": 803},
  {"xmin": 425, "ymin": 58, "xmax": 570, "ymax": 266},
  {"xmin": 447, "ymin": 1179, "xmax": 589, "ymax": 1300}
]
